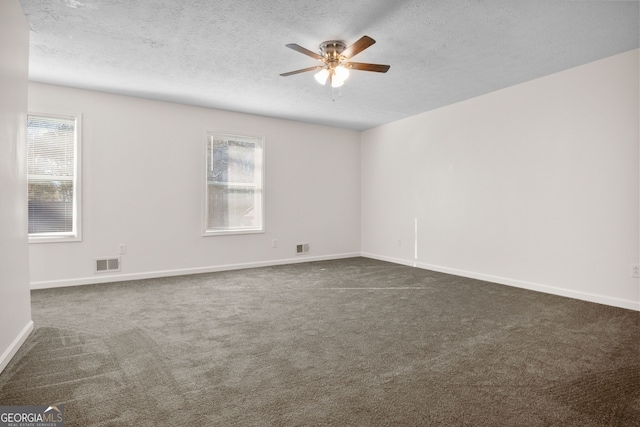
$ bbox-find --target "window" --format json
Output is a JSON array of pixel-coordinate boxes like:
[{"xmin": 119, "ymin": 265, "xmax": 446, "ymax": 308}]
[
  {"xmin": 27, "ymin": 113, "xmax": 81, "ymax": 242},
  {"xmin": 204, "ymin": 132, "xmax": 264, "ymax": 235}
]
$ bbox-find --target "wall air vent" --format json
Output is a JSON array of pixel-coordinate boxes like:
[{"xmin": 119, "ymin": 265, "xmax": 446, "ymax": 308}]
[
  {"xmin": 95, "ymin": 257, "xmax": 120, "ymax": 273},
  {"xmin": 296, "ymin": 243, "xmax": 310, "ymax": 254}
]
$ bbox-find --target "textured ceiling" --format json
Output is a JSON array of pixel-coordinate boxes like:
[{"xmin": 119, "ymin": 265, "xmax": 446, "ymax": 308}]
[{"xmin": 18, "ymin": 0, "xmax": 640, "ymax": 131}]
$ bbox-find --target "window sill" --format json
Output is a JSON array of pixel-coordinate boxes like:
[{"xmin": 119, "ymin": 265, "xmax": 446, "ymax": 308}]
[
  {"xmin": 29, "ymin": 235, "xmax": 82, "ymax": 244},
  {"xmin": 202, "ymin": 228, "xmax": 265, "ymax": 237}
]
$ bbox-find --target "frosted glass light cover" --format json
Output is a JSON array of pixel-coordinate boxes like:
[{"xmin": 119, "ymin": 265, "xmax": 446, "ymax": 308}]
[
  {"xmin": 314, "ymin": 69, "xmax": 329, "ymax": 85},
  {"xmin": 334, "ymin": 65, "xmax": 349, "ymax": 81}
]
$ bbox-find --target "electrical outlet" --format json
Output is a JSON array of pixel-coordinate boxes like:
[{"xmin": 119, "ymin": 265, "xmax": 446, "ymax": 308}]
[
  {"xmin": 118, "ymin": 244, "xmax": 126, "ymax": 255},
  {"xmin": 397, "ymin": 238, "xmax": 402, "ymax": 247},
  {"xmin": 631, "ymin": 264, "xmax": 640, "ymax": 278},
  {"xmin": 272, "ymin": 239, "xmax": 278, "ymax": 248}
]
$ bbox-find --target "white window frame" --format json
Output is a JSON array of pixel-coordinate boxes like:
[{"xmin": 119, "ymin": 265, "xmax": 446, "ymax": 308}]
[
  {"xmin": 203, "ymin": 130, "xmax": 265, "ymax": 236},
  {"xmin": 27, "ymin": 112, "xmax": 82, "ymax": 243}
]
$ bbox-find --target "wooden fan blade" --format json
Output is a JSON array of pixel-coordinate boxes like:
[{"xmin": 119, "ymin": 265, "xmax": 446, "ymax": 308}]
[
  {"xmin": 280, "ymin": 65, "xmax": 324, "ymax": 76},
  {"xmin": 341, "ymin": 35, "xmax": 376, "ymax": 59},
  {"xmin": 345, "ymin": 62, "xmax": 390, "ymax": 73},
  {"xmin": 285, "ymin": 43, "xmax": 323, "ymax": 60}
]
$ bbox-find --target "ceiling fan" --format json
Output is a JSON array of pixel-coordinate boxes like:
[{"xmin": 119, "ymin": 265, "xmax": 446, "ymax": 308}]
[{"xmin": 280, "ymin": 35, "xmax": 390, "ymax": 88}]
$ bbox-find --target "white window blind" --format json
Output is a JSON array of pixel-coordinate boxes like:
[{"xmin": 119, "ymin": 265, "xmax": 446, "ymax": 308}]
[
  {"xmin": 27, "ymin": 114, "xmax": 81, "ymax": 241},
  {"xmin": 205, "ymin": 132, "xmax": 264, "ymax": 235}
]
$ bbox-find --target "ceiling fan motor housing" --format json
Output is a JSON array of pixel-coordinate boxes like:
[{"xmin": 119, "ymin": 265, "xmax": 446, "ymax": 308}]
[{"xmin": 320, "ymin": 40, "xmax": 347, "ymax": 66}]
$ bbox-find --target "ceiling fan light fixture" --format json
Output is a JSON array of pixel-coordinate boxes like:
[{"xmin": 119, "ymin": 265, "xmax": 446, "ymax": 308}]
[
  {"xmin": 314, "ymin": 68, "xmax": 329, "ymax": 85},
  {"xmin": 330, "ymin": 74, "xmax": 345, "ymax": 88},
  {"xmin": 334, "ymin": 65, "xmax": 349, "ymax": 81}
]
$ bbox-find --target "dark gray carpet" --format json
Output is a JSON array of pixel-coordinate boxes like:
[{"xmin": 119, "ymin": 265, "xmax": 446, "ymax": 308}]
[{"xmin": 1, "ymin": 257, "xmax": 638, "ymax": 426}]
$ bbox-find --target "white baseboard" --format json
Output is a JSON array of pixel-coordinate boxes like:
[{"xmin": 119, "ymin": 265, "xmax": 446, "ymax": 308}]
[
  {"xmin": 29, "ymin": 252, "xmax": 640, "ymax": 311},
  {"xmin": 360, "ymin": 252, "xmax": 417, "ymax": 268},
  {"xmin": 30, "ymin": 252, "xmax": 361, "ymax": 290},
  {"xmin": 361, "ymin": 253, "xmax": 640, "ymax": 311},
  {"xmin": 0, "ymin": 320, "xmax": 34, "ymax": 374}
]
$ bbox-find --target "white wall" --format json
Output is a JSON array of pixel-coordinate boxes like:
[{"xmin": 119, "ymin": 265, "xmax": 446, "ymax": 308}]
[
  {"xmin": 0, "ymin": 0, "xmax": 33, "ymax": 373},
  {"xmin": 28, "ymin": 84, "xmax": 361, "ymax": 287},
  {"xmin": 362, "ymin": 49, "xmax": 639, "ymax": 310}
]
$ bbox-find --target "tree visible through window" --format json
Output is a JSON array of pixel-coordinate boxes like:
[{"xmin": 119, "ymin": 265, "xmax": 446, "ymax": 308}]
[
  {"xmin": 205, "ymin": 132, "xmax": 264, "ymax": 234},
  {"xmin": 27, "ymin": 113, "xmax": 81, "ymax": 241}
]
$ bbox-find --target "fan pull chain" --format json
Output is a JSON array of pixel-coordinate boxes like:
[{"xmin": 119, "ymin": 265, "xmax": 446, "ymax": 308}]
[{"xmin": 331, "ymin": 86, "xmax": 343, "ymax": 102}]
